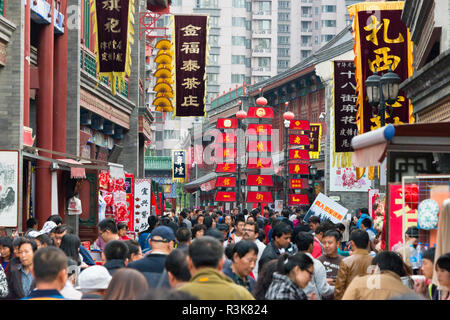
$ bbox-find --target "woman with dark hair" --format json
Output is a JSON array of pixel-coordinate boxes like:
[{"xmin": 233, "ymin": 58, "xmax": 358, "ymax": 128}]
[
  {"xmin": 253, "ymin": 259, "xmax": 278, "ymax": 300},
  {"xmin": 342, "ymin": 251, "xmax": 417, "ymax": 300},
  {"xmin": 0, "ymin": 236, "xmax": 14, "ymax": 277},
  {"xmin": 203, "ymin": 215, "xmax": 213, "ymax": 229},
  {"xmin": 59, "ymin": 234, "xmax": 83, "ymax": 268},
  {"xmin": 104, "ymin": 268, "xmax": 149, "ymax": 300},
  {"xmin": 34, "ymin": 233, "xmax": 53, "ymax": 250},
  {"xmin": 435, "ymin": 253, "xmax": 450, "ymax": 300},
  {"xmin": 117, "ymin": 222, "xmax": 131, "ymax": 241},
  {"xmin": 192, "ymin": 224, "xmax": 207, "ymax": 240},
  {"xmin": 265, "ymin": 253, "xmax": 314, "ymax": 300}
]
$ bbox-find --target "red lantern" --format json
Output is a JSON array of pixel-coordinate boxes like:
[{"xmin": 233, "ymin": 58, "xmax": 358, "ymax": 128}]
[
  {"xmin": 256, "ymin": 97, "xmax": 268, "ymax": 106},
  {"xmin": 236, "ymin": 110, "xmax": 247, "ymax": 119},
  {"xmin": 283, "ymin": 111, "xmax": 295, "ymax": 121}
]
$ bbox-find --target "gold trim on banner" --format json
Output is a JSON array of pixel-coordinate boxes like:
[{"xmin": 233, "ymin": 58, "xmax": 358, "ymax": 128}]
[
  {"xmin": 91, "ymin": 0, "xmax": 135, "ymax": 96},
  {"xmin": 309, "ymin": 123, "xmax": 322, "ymax": 160},
  {"xmin": 170, "ymin": 15, "xmax": 177, "ymax": 118},
  {"xmin": 332, "ymin": 61, "xmax": 354, "ymax": 169}
]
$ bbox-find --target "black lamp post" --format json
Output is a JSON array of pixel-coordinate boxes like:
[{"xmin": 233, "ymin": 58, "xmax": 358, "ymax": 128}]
[
  {"xmin": 309, "ymin": 164, "xmax": 317, "ymax": 199},
  {"xmin": 365, "ymin": 65, "xmax": 401, "ymax": 127}
]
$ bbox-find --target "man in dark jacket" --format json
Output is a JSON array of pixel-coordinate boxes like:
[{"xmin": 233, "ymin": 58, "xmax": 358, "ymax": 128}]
[
  {"xmin": 258, "ymin": 222, "xmax": 293, "ymax": 272},
  {"xmin": 127, "ymin": 226, "xmax": 175, "ymax": 288},
  {"xmin": 102, "ymin": 240, "xmax": 129, "ymax": 275}
]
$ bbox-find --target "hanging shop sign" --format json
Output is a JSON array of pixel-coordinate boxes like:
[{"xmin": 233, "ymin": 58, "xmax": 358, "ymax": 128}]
[
  {"xmin": 289, "ymin": 179, "xmax": 308, "ymax": 189},
  {"xmin": 246, "ymin": 174, "xmax": 274, "ymax": 187},
  {"xmin": 216, "ymin": 162, "xmax": 237, "ymax": 173},
  {"xmin": 290, "ymin": 120, "xmax": 310, "ymax": 131},
  {"xmin": 247, "ymin": 124, "xmax": 273, "ymax": 135},
  {"xmin": 134, "ymin": 179, "xmax": 152, "ymax": 232},
  {"xmin": 246, "ymin": 191, "xmax": 274, "ymax": 203},
  {"xmin": 288, "ymin": 194, "xmax": 309, "ymax": 206},
  {"xmin": 173, "ymin": 15, "xmax": 208, "ymax": 117},
  {"xmin": 348, "ymin": 1, "xmax": 414, "ymax": 134},
  {"xmin": 91, "ymin": 0, "xmax": 135, "ymax": 95},
  {"xmin": 288, "ymin": 164, "xmax": 309, "ymax": 175},
  {"xmin": 216, "ymin": 118, "xmax": 238, "ymax": 129},
  {"xmin": 289, "ymin": 134, "xmax": 310, "ymax": 146},
  {"xmin": 215, "ymin": 191, "xmax": 236, "ymax": 202},
  {"xmin": 309, "ymin": 123, "xmax": 322, "ymax": 159},
  {"xmin": 247, "ymin": 157, "xmax": 273, "ymax": 170},
  {"xmin": 247, "ymin": 107, "xmax": 274, "ymax": 119},
  {"xmin": 125, "ymin": 173, "xmax": 134, "ymax": 233},
  {"xmin": 215, "ymin": 147, "xmax": 237, "ymax": 159},
  {"xmin": 289, "ymin": 149, "xmax": 310, "ymax": 160},
  {"xmin": 215, "ymin": 132, "xmax": 237, "ymax": 143},
  {"xmin": 215, "ymin": 176, "xmax": 237, "ymax": 188},
  {"xmin": 172, "ymin": 150, "xmax": 186, "ymax": 182},
  {"xmin": 247, "ymin": 140, "xmax": 273, "ymax": 153}
]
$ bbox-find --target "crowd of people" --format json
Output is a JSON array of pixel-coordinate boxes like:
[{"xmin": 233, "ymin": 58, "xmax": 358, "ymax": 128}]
[{"xmin": 0, "ymin": 206, "xmax": 449, "ymax": 300}]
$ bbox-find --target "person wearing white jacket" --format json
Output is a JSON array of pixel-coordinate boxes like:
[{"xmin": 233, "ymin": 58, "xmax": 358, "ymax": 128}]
[{"xmin": 295, "ymin": 231, "xmax": 334, "ymax": 300}]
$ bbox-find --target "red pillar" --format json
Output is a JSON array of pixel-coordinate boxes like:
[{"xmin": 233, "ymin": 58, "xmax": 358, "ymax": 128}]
[
  {"xmin": 24, "ymin": 0, "xmax": 31, "ymax": 126},
  {"xmin": 35, "ymin": 3, "xmax": 55, "ymax": 228},
  {"xmin": 53, "ymin": 0, "xmax": 68, "ymax": 219}
]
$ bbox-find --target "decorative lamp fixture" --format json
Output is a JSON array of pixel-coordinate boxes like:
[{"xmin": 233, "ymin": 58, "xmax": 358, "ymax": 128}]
[
  {"xmin": 236, "ymin": 110, "xmax": 247, "ymax": 120},
  {"xmin": 380, "ymin": 65, "xmax": 401, "ymax": 105},
  {"xmin": 256, "ymin": 96, "xmax": 268, "ymax": 106},
  {"xmin": 365, "ymin": 68, "xmax": 381, "ymax": 107},
  {"xmin": 309, "ymin": 164, "xmax": 318, "ymax": 177},
  {"xmin": 283, "ymin": 111, "xmax": 295, "ymax": 121}
]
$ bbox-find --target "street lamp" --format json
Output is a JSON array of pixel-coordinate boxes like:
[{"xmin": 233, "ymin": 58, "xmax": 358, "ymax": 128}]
[
  {"xmin": 365, "ymin": 65, "xmax": 401, "ymax": 127},
  {"xmin": 283, "ymin": 102, "xmax": 294, "ymax": 208},
  {"xmin": 309, "ymin": 164, "xmax": 318, "ymax": 199},
  {"xmin": 236, "ymin": 100, "xmax": 247, "ymax": 209}
]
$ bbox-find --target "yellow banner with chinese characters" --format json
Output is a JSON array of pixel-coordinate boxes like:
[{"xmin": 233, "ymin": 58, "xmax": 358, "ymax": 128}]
[
  {"xmin": 91, "ymin": 0, "xmax": 135, "ymax": 96},
  {"xmin": 309, "ymin": 123, "xmax": 322, "ymax": 159},
  {"xmin": 348, "ymin": 1, "xmax": 414, "ymax": 178}
]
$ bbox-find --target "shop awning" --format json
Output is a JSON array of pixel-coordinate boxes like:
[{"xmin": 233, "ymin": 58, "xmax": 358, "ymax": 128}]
[
  {"xmin": 184, "ymin": 171, "xmax": 235, "ymax": 192},
  {"xmin": 58, "ymin": 159, "xmax": 86, "ymax": 179},
  {"xmin": 351, "ymin": 122, "xmax": 450, "ymax": 168}
]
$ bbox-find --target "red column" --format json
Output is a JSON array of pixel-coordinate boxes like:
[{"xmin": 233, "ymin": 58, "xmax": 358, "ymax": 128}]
[
  {"xmin": 24, "ymin": 0, "xmax": 31, "ymax": 126},
  {"xmin": 53, "ymin": 1, "xmax": 68, "ymax": 219},
  {"xmin": 35, "ymin": 2, "xmax": 55, "ymax": 228}
]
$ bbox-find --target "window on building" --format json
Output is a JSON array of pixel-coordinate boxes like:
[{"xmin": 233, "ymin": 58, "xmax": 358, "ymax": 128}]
[
  {"xmin": 164, "ymin": 130, "xmax": 180, "ymax": 140},
  {"xmin": 245, "ymin": 20, "xmax": 252, "ymax": 30},
  {"xmin": 315, "ymin": 21, "xmax": 319, "ymax": 30},
  {"xmin": 315, "ymin": 7, "xmax": 319, "ymax": 15},
  {"xmin": 245, "ymin": 1, "xmax": 251, "ymax": 12},
  {"xmin": 258, "ymin": 57, "xmax": 271, "ymax": 67},
  {"xmin": 156, "ymin": 131, "xmax": 163, "ymax": 141},
  {"xmin": 278, "ymin": 36, "xmax": 289, "ymax": 45},
  {"xmin": 256, "ymin": 38, "xmax": 271, "ymax": 49},
  {"xmin": 209, "ymin": 16, "xmax": 219, "ymax": 28},
  {"xmin": 245, "ymin": 39, "xmax": 252, "ymax": 49},
  {"xmin": 196, "ymin": 0, "xmax": 218, "ymax": 8},
  {"xmin": 321, "ymin": 34, "xmax": 334, "ymax": 43},
  {"xmin": 232, "ymin": 36, "xmax": 246, "ymax": 46},
  {"xmin": 245, "ymin": 58, "xmax": 251, "ymax": 68},
  {"xmin": 315, "ymin": 36, "xmax": 319, "ymax": 44},
  {"xmin": 278, "ymin": 13, "xmax": 289, "ymax": 21},
  {"xmin": 278, "ymin": 48, "xmax": 290, "ymax": 57},
  {"xmin": 209, "ymin": 54, "xmax": 219, "ymax": 65},
  {"xmin": 278, "ymin": 24, "xmax": 289, "ymax": 33},
  {"xmin": 279, "ymin": 1, "xmax": 290, "ymax": 9},
  {"xmin": 209, "ymin": 35, "xmax": 219, "ymax": 47},
  {"xmin": 255, "ymin": 20, "xmax": 271, "ymax": 30},
  {"xmin": 322, "ymin": 20, "xmax": 336, "ymax": 27},
  {"xmin": 232, "ymin": 17, "xmax": 246, "ymax": 27},
  {"xmin": 301, "ymin": 36, "xmax": 311, "ymax": 46},
  {"xmin": 172, "ymin": 0, "xmax": 182, "ymax": 6},
  {"xmin": 301, "ymin": 50, "xmax": 310, "ymax": 59},
  {"xmin": 232, "ymin": 55, "xmax": 246, "ymax": 64},
  {"xmin": 278, "ymin": 60, "xmax": 289, "ymax": 69},
  {"xmin": 301, "ymin": 21, "xmax": 311, "ymax": 31},
  {"xmin": 207, "ymin": 73, "xmax": 218, "ymax": 84},
  {"xmin": 231, "ymin": 74, "xmax": 246, "ymax": 83},
  {"xmin": 232, "ymin": 0, "xmax": 245, "ymax": 8},
  {"xmin": 257, "ymin": 1, "xmax": 271, "ymax": 12},
  {"xmin": 322, "ymin": 5, "xmax": 336, "ymax": 13}
]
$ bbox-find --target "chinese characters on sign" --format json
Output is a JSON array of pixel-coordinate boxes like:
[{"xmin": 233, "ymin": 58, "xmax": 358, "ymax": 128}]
[
  {"xmin": 174, "ymin": 15, "xmax": 208, "ymax": 117},
  {"xmin": 134, "ymin": 179, "xmax": 152, "ymax": 233},
  {"xmin": 172, "ymin": 150, "xmax": 186, "ymax": 182},
  {"xmin": 349, "ymin": 2, "xmax": 413, "ymax": 133},
  {"xmin": 334, "ymin": 61, "xmax": 358, "ymax": 153}
]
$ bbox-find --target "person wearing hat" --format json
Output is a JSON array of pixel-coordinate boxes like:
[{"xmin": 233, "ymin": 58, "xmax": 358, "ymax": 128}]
[
  {"xmin": 77, "ymin": 265, "xmax": 112, "ymax": 300},
  {"xmin": 127, "ymin": 226, "xmax": 175, "ymax": 288},
  {"xmin": 395, "ymin": 226, "xmax": 419, "ymax": 273}
]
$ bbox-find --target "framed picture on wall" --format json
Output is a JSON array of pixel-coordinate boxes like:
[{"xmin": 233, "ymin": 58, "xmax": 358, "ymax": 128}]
[{"xmin": 0, "ymin": 150, "xmax": 19, "ymax": 227}]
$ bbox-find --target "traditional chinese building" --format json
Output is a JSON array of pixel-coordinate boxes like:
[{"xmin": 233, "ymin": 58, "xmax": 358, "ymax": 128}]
[{"xmin": 0, "ymin": 0, "xmax": 151, "ymax": 239}]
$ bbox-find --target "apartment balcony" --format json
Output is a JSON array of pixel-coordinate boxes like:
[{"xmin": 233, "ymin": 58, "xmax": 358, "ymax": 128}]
[
  {"xmin": 301, "ymin": 28, "xmax": 313, "ymax": 35},
  {"xmin": 251, "ymin": 47, "xmax": 272, "ymax": 57},
  {"xmin": 252, "ymin": 11, "xmax": 272, "ymax": 19},
  {"xmin": 252, "ymin": 67, "xmax": 272, "ymax": 76},
  {"xmin": 300, "ymin": 42, "xmax": 313, "ymax": 50},
  {"xmin": 301, "ymin": 13, "xmax": 313, "ymax": 20},
  {"xmin": 252, "ymin": 29, "xmax": 272, "ymax": 38},
  {"xmin": 301, "ymin": 0, "xmax": 313, "ymax": 5},
  {"xmin": 144, "ymin": 156, "xmax": 172, "ymax": 171}
]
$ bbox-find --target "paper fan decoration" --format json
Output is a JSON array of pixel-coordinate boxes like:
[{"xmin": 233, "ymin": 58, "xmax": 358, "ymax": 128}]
[{"xmin": 417, "ymin": 199, "xmax": 439, "ymax": 230}]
